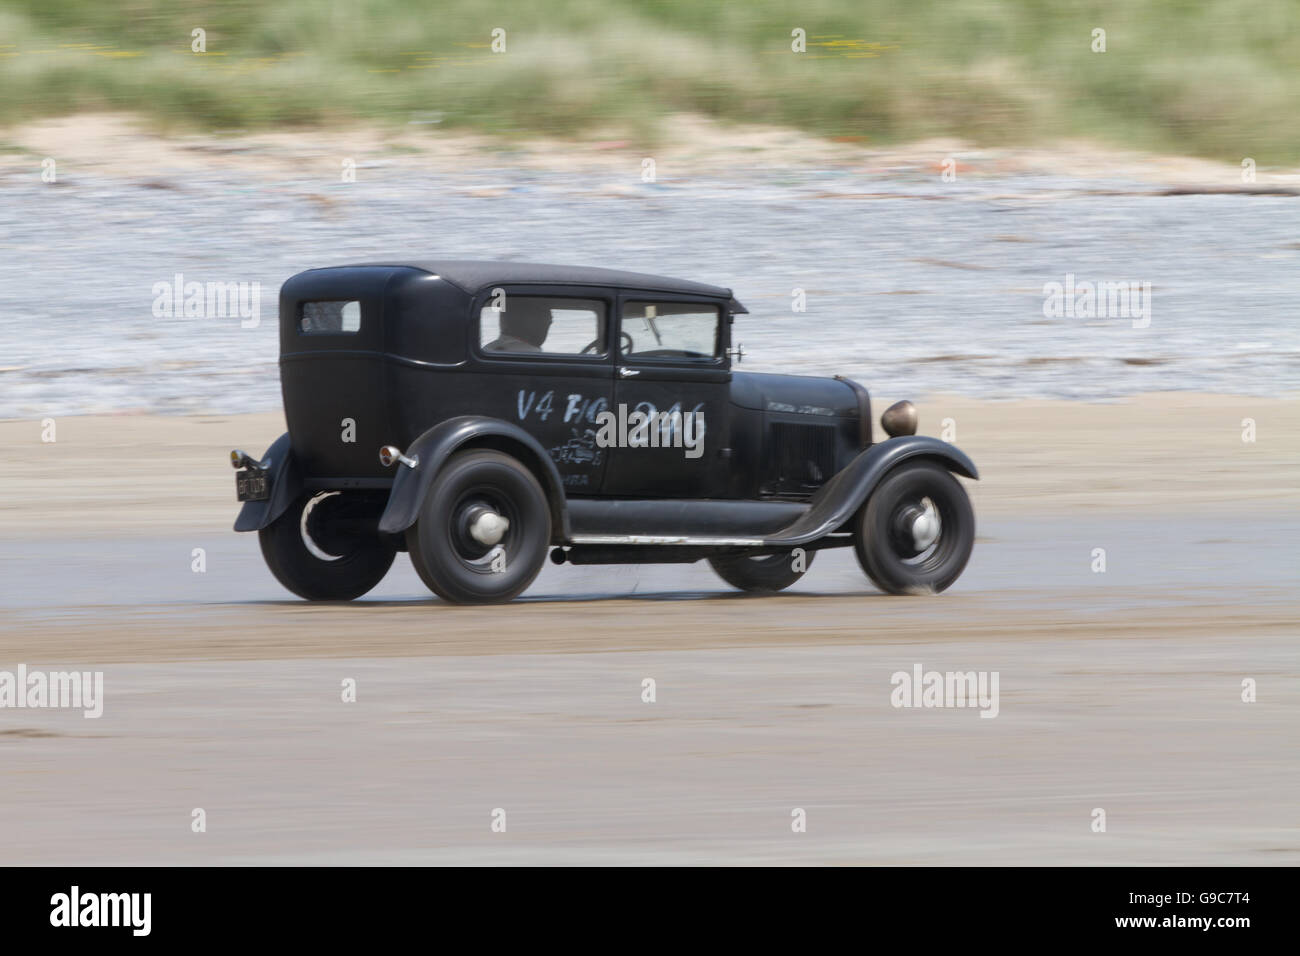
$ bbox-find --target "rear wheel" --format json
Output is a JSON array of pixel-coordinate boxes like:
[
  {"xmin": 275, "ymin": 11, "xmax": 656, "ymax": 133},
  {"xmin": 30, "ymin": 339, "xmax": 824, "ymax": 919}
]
[
  {"xmin": 709, "ymin": 549, "xmax": 815, "ymax": 593},
  {"xmin": 406, "ymin": 450, "xmax": 551, "ymax": 604},
  {"xmin": 258, "ymin": 492, "xmax": 396, "ymax": 600},
  {"xmin": 854, "ymin": 461, "xmax": 974, "ymax": 594}
]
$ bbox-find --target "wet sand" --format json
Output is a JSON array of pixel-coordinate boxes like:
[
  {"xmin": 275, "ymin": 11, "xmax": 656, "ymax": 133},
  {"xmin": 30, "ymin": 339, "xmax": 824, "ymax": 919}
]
[{"xmin": 0, "ymin": 395, "xmax": 1297, "ymax": 864}]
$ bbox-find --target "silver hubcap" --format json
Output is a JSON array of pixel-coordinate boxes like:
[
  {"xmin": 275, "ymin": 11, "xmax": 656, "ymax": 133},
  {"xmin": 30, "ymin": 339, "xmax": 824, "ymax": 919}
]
[
  {"xmin": 468, "ymin": 510, "xmax": 510, "ymax": 547},
  {"xmin": 910, "ymin": 498, "xmax": 941, "ymax": 552}
]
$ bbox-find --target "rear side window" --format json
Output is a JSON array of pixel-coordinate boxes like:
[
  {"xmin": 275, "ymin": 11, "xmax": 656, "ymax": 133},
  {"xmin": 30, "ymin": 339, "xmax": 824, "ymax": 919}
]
[
  {"xmin": 480, "ymin": 296, "xmax": 606, "ymax": 357},
  {"xmin": 621, "ymin": 301, "xmax": 720, "ymax": 360},
  {"xmin": 300, "ymin": 300, "xmax": 361, "ymax": 334}
]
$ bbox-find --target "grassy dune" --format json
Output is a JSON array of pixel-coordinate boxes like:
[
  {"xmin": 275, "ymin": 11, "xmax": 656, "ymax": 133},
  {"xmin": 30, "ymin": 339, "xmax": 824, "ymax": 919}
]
[{"xmin": 2, "ymin": 0, "xmax": 1297, "ymax": 159}]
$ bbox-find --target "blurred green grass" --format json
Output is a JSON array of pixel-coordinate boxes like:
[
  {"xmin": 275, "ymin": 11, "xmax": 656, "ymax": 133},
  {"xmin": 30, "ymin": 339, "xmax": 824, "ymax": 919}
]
[{"xmin": 1, "ymin": 0, "xmax": 1296, "ymax": 159}]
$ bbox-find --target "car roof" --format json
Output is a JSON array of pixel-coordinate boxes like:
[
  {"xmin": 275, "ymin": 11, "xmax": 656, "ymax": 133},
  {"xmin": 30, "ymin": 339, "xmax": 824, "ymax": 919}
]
[{"xmin": 315, "ymin": 259, "xmax": 743, "ymax": 307}]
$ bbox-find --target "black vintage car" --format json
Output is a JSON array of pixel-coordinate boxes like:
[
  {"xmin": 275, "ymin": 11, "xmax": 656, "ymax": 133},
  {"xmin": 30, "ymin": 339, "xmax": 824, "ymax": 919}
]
[{"xmin": 231, "ymin": 261, "xmax": 977, "ymax": 603}]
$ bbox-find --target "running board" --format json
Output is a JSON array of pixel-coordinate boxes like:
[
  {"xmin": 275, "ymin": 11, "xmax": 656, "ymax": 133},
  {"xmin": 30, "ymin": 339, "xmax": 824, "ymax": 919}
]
[
  {"xmin": 568, "ymin": 534, "xmax": 765, "ymax": 547},
  {"xmin": 553, "ymin": 535, "xmax": 853, "ymax": 565},
  {"xmin": 565, "ymin": 498, "xmax": 809, "ymax": 542}
]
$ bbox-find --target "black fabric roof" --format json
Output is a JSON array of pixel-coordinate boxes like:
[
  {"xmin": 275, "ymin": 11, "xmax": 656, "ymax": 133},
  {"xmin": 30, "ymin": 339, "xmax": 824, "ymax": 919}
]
[{"xmin": 323, "ymin": 259, "xmax": 735, "ymax": 300}]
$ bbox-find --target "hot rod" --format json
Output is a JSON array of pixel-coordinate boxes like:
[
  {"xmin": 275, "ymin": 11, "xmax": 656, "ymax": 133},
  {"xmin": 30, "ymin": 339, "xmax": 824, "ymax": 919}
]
[{"xmin": 231, "ymin": 261, "xmax": 977, "ymax": 603}]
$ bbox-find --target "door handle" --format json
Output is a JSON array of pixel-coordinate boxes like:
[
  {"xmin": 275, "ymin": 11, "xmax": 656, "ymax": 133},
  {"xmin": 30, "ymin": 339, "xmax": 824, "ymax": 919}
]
[{"xmin": 618, "ymin": 366, "xmax": 640, "ymax": 378}]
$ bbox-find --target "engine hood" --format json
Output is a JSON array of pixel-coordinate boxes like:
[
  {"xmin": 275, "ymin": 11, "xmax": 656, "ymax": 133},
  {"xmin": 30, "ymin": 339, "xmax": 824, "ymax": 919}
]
[{"xmin": 729, "ymin": 371, "xmax": 862, "ymax": 419}]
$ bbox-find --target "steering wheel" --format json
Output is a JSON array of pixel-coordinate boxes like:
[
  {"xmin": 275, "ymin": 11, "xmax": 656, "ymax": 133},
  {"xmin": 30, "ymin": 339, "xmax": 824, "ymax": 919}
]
[{"xmin": 581, "ymin": 330, "xmax": 634, "ymax": 355}]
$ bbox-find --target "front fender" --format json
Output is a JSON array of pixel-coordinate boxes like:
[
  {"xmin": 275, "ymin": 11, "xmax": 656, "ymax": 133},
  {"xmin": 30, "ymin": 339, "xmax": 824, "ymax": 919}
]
[
  {"xmin": 763, "ymin": 436, "xmax": 978, "ymax": 546},
  {"xmin": 377, "ymin": 417, "xmax": 569, "ymax": 539},
  {"xmin": 233, "ymin": 433, "xmax": 303, "ymax": 532}
]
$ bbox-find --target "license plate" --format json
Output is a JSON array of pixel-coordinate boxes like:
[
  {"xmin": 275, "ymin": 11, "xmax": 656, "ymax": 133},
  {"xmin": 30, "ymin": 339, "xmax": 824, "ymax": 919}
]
[{"xmin": 236, "ymin": 469, "xmax": 270, "ymax": 502}]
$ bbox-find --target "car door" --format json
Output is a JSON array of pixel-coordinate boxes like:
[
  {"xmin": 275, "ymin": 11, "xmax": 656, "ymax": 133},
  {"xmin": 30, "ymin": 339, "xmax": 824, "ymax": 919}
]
[
  {"xmin": 471, "ymin": 286, "xmax": 615, "ymax": 495},
  {"xmin": 599, "ymin": 295, "xmax": 732, "ymax": 498}
]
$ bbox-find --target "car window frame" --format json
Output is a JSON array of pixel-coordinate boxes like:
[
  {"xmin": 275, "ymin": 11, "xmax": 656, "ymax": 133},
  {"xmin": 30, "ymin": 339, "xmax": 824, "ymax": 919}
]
[
  {"xmin": 615, "ymin": 293, "xmax": 728, "ymax": 368},
  {"xmin": 297, "ymin": 298, "xmax": 364, "ymax": 336},
  {"xmin": 470, "ymin": 285, "xmax": 615, "ymax": 364}
]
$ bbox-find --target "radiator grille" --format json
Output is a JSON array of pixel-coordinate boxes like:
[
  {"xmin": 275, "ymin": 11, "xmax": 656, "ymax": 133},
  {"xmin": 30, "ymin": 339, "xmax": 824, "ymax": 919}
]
[{"xmin": 765, "ymin": 422, "xmax": 836, "ymax": 496}]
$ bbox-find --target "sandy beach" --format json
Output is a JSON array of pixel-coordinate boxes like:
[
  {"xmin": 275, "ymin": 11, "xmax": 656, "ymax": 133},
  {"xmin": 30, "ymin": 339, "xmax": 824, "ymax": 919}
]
[
  {"xmin": 5, "ymin": 0, "xmax": 1300, "ymax": 881},
  {"xmin": 7, "ymin": 113, "xmax": 1300, "ymax": 187},
  {"xmin": 1, "ymin": 395, "xmax": 1296, "ymax": 864}
]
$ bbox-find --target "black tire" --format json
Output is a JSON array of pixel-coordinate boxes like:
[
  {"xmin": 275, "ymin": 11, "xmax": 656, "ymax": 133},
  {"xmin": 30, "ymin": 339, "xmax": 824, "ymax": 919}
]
[
  {"xmin": 405, "ymin": 450, "xmax": 551, "ymax": 604},
  {"xmin": 258, "ymin": 492, "xmax": 396, "ymax": 601},
  {"xmin": 854, "ymin": 461, "xmax": 974, "ymax": 595},
  {"xmin": 709, "ymin": 549, "xmax": 815, "ymax": 593}
]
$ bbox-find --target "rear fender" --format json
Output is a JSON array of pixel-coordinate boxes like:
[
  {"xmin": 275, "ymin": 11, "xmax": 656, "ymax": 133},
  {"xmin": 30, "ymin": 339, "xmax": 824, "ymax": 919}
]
[
  {"xmin": 377, "ymin": 417, "xmax": 569, "ymax": 540},
  {"xmin": 233, "ymin": 433, "xmax": 303, "ymax": 532}
]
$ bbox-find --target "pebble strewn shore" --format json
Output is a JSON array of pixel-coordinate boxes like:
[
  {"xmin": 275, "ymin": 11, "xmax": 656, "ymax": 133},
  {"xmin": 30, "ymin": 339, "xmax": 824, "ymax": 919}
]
[{"xmin": 2, "ymin": 131, "xmax": 1297, "ymax": 415}]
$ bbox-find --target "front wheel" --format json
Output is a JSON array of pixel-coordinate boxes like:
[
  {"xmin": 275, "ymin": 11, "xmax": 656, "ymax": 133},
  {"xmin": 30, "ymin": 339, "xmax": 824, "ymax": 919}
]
[
  {"xmin": 709, "ymin": 549, "xmax": 815, "ymax": 593},
  {"xmin": 854, "ymin": 462, "xmax": 974, "ymax": 595},
  {"xmin": 258, "ymin": 492, "xmax": 396, "ymax": 600}
]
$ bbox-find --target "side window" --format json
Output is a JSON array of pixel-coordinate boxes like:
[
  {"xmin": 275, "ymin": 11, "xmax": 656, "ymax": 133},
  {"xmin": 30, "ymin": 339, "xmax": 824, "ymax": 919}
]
[
  {"xmin": 620, "ymin": 301, "xmax": 720, "ymax": 361},
  {"xmin": 299, "ymin": 300, "xmax": 361, "ymax": 334},
  {"xmin": 480, "ymin": 296, "xmax": 606, "ymax": 357}
]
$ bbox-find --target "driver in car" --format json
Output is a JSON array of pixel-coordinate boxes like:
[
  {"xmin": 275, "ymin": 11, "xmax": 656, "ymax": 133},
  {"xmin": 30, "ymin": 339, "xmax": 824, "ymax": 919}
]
[{"xmin": 484, "ymin": 300, "xmax": 552, "ymax": 353}]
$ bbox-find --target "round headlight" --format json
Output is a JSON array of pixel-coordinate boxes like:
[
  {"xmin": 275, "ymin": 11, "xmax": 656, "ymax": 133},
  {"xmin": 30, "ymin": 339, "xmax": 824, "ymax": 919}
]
[{"xmin": 881, "ymin": 400, "xmax": 918, "ymax": 437}]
